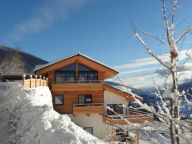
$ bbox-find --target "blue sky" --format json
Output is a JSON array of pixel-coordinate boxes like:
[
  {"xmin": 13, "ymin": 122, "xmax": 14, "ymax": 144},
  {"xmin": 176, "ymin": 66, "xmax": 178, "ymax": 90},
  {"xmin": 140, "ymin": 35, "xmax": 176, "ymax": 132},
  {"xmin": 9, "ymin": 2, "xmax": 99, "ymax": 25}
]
[{"xmin": 0, "ymin": 0, "xmax": 192, "ymax": 87}]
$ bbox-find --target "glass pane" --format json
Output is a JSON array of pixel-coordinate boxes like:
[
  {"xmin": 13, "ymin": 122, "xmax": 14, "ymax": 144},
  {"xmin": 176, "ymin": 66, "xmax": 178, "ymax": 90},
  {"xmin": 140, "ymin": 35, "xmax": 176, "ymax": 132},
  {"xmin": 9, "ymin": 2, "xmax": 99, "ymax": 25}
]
[
  {"xmin": 55, "ymin": 73, "xmax": 65, "ymax": 83},
  {"xmin": 55, "ymin": 72, "xmax": 75, "ymax": 83},
  {"xmin": 116, "ymin": 128, "xmax": 124, "ymax": 135},
  {"xmin": 107, "ymin": 104, "xmax": 115, "ymax": 115},
  {"xmin": 78, "ymin": 64, "xmax": 92, "ymax": 71},
  {"xmin": 65, "ymin": 73, "xmax": 75, "ymax": 82},
  {"xmin": 84, "ymin": 127, "xmax": 93, "ymax": 134},
  {"xmin": 79, "ymin": 95, "xmax": 84, "ymax": 104},
  {"xmin": 107, "ymin": 104, "xmax": 123, "ymax": 115},
  {"xmin": 84, "ymin": 95, "xmax": 92, "ymax": 103},
  {"xmin": 55, "ymin": 96, "xmax": 64, "ymax": 104},
  {"xmin": 58, "ymin": 64, "xmax": 76, "ymax": 71},
  {"xmin": 79, "ymin": 73, "xmax": 87, "ymax": 81},
  {"xmin": 87, "ymin": 73, "xmax": 98, "ymax": 80},
  {"xmin": 114, "ymin": 104, "xmax": 123, "ymax": 114},
  {"xmin": 79, "ymin": 94, "xmax": 92, "ymax": 104}
]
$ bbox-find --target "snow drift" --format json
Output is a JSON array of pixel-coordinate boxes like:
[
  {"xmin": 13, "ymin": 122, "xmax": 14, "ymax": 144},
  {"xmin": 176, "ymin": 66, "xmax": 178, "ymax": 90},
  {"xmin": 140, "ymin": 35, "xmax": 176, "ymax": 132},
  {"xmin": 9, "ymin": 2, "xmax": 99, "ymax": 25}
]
[{"xmin": 0, "ymin": 82, "xmax": 105, "ymax": 144}]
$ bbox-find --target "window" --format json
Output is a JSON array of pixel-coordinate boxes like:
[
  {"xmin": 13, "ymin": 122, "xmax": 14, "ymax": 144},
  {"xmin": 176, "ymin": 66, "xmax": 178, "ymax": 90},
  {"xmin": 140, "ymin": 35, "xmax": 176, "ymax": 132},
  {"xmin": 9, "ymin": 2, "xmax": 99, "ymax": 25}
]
[
  {"xmin": 84, "ymin": 127, "xmax": 93, "ymax": 135},
  {"xmin": 78, "ymin": 64, "xmax": 92, "ymax": 71},
  {"xmin": 79, "ymin": 94, "xmax": 92, "ymax": 104},
  {"xmin": 54, "ymin": 95, "xmax": 64, "ymax": 105},
  {"xmin": 107, "ymin": 104, "xmax": 123, "ymax": 115},
  {"xmin": 128, "ymin": 102, "xmax": 140, "ymax": 108},
  {"xmin": 78, "ymin": 64, "xmax": 98, "ymax": 82},
  {"xmin": 55, "ymin": 64, "xmax": 76, "ymax": 83},
  {"xmin": 116, "ymin": 128, "xmax": 124, "ymax": 135}
]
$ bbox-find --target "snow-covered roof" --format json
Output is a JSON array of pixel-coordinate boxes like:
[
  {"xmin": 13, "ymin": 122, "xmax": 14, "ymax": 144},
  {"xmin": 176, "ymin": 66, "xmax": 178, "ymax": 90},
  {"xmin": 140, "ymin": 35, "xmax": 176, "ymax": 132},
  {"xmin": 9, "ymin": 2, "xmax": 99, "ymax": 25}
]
[
  {"xmin": 104, "ymin": 81, "xmax": 143, "ymax": 100},
  {"xmin": 34, "ymin": 53, "xmax": 118, "ymax": 73}
]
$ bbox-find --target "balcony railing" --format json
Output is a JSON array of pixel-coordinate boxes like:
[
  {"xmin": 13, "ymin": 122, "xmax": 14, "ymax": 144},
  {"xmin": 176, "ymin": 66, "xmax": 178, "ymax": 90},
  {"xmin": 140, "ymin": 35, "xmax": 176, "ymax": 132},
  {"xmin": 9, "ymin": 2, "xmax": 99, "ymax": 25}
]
[
  {"xmin": 52, "ymin": 80, "xmax": 103, "ymax": 91},
  {"xmin": 104, "ymin": 109, "xmax": 154, "ymax": 125},
  {"xmin": 73, "ymin": 103, "xmax": 104, "ymax": 114},
  {"xmin": 55, "ymin": 80, "xmax": 102, "ymax": 83}
]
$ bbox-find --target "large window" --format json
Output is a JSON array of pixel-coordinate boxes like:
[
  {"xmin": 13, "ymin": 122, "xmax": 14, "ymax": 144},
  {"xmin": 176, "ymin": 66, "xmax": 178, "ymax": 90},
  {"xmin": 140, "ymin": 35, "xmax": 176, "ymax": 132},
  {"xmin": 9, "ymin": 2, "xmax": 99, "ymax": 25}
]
[
  {"xmin": 54, "ymin": 63, "xmax": 98, "ymax": 83},
  {"xmin": 79, "ymin": 94, "xmax": 92, "ymax": 104},
  {"xmin": 54, "ymin": 95, "xmax": 64, "ymax": 105},
  {"xmin": 55, "ymin": 64, "xmax": 76, "ymax": 83},
  {"xmin": 84, "ymin": 127, "xmax": 93, "ymax": 135},
  {"xmin": 107, "ymin": 104, "xmax": 123, "ymax": 115},
  {"xmin": 78, "ymin": 64, "xmax": 98, "ymax": 82}
]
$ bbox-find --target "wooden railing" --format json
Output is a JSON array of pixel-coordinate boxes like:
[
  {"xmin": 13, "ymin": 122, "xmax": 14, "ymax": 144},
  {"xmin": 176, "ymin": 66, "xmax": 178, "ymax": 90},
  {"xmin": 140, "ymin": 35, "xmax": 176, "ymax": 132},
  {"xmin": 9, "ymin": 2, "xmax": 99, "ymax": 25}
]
[
  {"xmin": 105, "ymin": 114, "xmax": 154, "ymax": 125},
  {"xmin": 104, "ymin": 109, "xmax": 154, "ymax": 125},
  {"xmin": 73, "ymin": 103, "xmax": 104, "ymax": 114},
  {"xmin": 52, "ymin": 81, "xmax": 103, "ymax": 91},
  {"xmin": 23, "ymin": 75, "xmax": 48, "ymax": 88}
]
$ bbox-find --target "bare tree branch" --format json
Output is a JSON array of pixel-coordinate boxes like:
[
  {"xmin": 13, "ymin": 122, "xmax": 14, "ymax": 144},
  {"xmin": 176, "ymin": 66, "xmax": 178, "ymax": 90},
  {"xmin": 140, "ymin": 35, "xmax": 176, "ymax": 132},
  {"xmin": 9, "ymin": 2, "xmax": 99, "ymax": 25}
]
[
  {"xmin": 176, "ymin": 28, "xmax": 192, "ymax": 44},
  {"xmin": 143, "ymin": 32, "xmax": 168, "ymax": 46},
  {"xmin": 135, "ymin": 32, "xmax": 171, "ymax": 70},
  {"xmin": 162, "ymin": 0, "xmax": 172, "ymax": 47},
  {"xmin": 171, "ymin": 0, "xmax": 177, "ymax": 25}
]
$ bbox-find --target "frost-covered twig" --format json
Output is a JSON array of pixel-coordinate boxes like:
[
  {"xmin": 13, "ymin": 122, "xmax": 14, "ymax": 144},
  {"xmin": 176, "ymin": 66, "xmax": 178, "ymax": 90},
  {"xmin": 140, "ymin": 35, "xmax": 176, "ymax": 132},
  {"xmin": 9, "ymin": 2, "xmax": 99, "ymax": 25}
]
[
  {"xmin": 135, "ymin": 33, "xmax": 172, "ymax": 69},
  {"xmin": 176, "ymin": 28, "xmax": 192, "ymax": 44},
  {"xmin": 143, "ymin": 32, "xmax": 168, "ymax": 46}
]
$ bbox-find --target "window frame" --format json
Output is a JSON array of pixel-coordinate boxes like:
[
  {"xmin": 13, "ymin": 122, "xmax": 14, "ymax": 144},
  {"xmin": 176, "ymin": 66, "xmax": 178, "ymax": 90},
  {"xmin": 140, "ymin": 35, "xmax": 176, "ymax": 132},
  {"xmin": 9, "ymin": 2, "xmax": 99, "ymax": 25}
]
[
  {"xmin": 54, "ymin": 95, "xmax": 64, "ymax": 105},
  {"xmin": 107, "ymin": 104, "xmax": 124, "ymax": 115},
  {"xmin": 116, "ymin": 128, "xmax": 124, "ymax": 135},
  {"xmin": 54, "ymin": 64, "xmax": 76, "ymax": 83},
  {"xmin": 78, "ymin": 94, "xmax": 92, "ymax": 104},
  {"xmin": 78, "ymin": 63, "xmax": 98, "ymax": 82}
]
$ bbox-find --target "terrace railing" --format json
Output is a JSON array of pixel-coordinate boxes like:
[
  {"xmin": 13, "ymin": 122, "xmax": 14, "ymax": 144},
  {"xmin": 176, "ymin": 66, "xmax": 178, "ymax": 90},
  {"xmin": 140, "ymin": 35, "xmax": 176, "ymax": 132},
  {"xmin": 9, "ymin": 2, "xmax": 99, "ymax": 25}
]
[
  {"xmin": 73, "ymin": 103, "xmax": 104, "ymax": 114},
  {"xmin": 23, "ymin": 74, "xmax": 48, "ymax": 88}
]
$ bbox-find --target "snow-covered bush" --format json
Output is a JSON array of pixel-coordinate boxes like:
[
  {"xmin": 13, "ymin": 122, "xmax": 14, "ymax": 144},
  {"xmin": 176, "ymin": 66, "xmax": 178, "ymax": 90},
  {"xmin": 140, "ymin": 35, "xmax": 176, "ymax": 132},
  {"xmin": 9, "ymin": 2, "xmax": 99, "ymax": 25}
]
[{"xmin": 0, "ymin": 82, "xmax": 104, "ymax": 144}]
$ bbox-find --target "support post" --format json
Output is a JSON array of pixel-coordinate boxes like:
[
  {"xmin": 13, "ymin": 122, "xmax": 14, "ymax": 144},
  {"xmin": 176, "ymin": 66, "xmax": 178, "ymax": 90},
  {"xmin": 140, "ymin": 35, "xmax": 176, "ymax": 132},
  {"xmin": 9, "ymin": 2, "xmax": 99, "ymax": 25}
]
[
  {"xmin": 30, "ymin": 75, "xmax": 32, "ymax": 88},
  {"xmin": 46, "ymin": 78, "xmax": 48, "ymax": 86},
  {"xmin": 23, "ymin": 74, "xmax": 26, "ymax": 87},
  {"xmin": 136, "ymin": 128, "xmax": 140, "ymax": 144},
  {"xmin": 35, "ymin": 75, "xmax": 37, "ymax": 87},
  {"xmin": 43, "ymin": 76, "xmax": 45, "ymax": 86},
  {"xmin": 39, "ymin": 75, "xmax": 42, "ymax": 86}
]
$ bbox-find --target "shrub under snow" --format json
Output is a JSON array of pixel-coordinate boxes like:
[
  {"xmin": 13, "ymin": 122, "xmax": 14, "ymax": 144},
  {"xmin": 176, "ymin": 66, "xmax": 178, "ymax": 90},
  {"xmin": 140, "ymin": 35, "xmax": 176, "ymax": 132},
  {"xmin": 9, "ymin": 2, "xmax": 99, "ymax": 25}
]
[{"xmin": 0, "ymin": 82, "xmax": 105, "ymax": 144}]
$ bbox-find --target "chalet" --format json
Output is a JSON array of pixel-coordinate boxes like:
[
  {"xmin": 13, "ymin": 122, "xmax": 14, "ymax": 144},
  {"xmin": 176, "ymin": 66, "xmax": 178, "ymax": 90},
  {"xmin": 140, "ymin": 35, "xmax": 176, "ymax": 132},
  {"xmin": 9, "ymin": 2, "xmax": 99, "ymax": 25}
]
[{"xmin": 34, "ymin": 53, "xmax": 153, "ymax": 142}]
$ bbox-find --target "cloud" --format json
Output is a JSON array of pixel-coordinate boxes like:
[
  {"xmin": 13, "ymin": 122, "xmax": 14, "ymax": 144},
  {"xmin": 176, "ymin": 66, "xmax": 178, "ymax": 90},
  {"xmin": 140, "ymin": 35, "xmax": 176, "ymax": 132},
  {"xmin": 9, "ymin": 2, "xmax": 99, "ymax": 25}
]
[
  {"xmin": 114, "ymin": 49, "xmax": 192, "ymax": 88},
  {"xmin": 155, "ymin": 63, "xmax": 192, "ymax": 77},
  {"xmin": 114, "ymin": 73, "xmax": 159, "ymax": 88},
  {"xmin": 118, "ymin": 67, "xmax": 156, "ymax": 76},
  {"xmin": 114, "ymin": 57, "xmax": 157, "ymax": 70},
  {"xmin": 114, "ymin": 49, "xmax": 192, "ymax": 71},
  {"xmin": 6, "ymin": 0, "xmax": 87, "ymax": 41}
]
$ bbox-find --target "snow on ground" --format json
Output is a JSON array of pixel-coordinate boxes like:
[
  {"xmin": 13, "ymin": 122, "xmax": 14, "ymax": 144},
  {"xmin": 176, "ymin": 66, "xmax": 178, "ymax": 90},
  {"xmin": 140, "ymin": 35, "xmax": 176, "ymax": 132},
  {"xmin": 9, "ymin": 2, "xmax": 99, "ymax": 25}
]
[
  {"xmin": 1, "ymin": 82, "xmax": 189, "ymax": 144},
  {"xmin": 0, "ymin": 82, "xmax": 105, "ymax": 144}
]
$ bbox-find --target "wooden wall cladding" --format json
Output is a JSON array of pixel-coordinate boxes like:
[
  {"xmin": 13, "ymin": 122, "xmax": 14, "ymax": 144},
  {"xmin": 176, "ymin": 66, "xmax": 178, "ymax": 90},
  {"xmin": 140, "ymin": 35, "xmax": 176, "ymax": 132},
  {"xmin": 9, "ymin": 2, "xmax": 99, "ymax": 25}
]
[{"xmin": 53, "ymin": 90, "xmax": 104, "ymax": 114}]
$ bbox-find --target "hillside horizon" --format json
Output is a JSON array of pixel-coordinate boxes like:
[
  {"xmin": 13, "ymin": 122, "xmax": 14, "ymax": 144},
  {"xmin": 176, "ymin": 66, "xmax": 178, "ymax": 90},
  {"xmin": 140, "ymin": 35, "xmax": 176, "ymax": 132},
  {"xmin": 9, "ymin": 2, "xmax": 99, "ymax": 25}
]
[{"xmin": 0, "ymin": 45, "xmax": 47, "ymax": 73}]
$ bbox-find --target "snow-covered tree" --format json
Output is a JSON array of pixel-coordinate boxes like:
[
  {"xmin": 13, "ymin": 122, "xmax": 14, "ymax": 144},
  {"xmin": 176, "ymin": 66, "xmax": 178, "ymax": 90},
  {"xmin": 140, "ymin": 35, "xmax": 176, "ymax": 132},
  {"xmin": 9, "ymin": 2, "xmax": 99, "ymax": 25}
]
[
  {"xmin": 134, "ymin": 0, "xmax": 192, "ymax": 144},
  {"xmin": 0, "ymin": 50, "xmax": 25, "ymax": 74}
]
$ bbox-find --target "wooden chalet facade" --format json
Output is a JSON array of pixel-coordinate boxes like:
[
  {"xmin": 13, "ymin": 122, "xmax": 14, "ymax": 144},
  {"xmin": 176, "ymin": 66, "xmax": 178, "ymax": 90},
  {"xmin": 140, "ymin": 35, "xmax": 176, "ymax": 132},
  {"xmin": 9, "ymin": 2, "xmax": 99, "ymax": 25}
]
[{"xmin": 34, "ymin": 53, "xmax": 153, "ymax": 142}]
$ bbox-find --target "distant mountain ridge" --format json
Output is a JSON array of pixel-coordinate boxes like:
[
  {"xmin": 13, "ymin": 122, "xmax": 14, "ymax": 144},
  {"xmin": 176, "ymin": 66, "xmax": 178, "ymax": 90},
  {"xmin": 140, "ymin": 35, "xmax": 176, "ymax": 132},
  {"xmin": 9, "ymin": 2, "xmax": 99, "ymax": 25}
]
[{"xmin": 0, "ymin": 45, "xmax": 48, "ymax": 73}]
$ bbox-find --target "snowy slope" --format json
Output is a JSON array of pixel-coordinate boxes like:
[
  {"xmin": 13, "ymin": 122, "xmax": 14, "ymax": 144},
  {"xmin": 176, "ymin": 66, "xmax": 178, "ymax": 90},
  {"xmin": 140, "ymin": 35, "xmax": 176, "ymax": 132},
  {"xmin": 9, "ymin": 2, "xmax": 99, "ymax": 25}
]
[
  {"xmin": 0, "ymin": 82, "xmax": 105, "ymax": 144},
  {"xmin": 1, "ymin": 82, "xmax": 189, "ymax": 144}
]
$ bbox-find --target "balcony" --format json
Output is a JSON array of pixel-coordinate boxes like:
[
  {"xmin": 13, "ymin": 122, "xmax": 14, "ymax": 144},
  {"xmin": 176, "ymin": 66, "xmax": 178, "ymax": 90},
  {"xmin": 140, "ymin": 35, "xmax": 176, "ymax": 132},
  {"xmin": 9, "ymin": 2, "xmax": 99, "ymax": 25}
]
[
  {"xmin": 104, "ymin": 110, "xmax": 153, "ymax": 125},
  {"xmin": 52, "ymin": 80, "xmax": 103, "ymax": 91},
  {"xmin": 73, "ymin": 103, "xmax": 104, "ymax": 115}
]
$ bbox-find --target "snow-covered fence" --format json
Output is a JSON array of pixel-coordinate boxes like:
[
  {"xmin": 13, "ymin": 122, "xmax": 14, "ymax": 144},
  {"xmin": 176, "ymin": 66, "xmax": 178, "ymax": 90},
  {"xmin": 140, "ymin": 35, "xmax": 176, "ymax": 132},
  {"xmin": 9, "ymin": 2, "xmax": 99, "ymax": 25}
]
[{"xmin": 23, "ymin": 74, "xmax": 48, "ymax": 88}]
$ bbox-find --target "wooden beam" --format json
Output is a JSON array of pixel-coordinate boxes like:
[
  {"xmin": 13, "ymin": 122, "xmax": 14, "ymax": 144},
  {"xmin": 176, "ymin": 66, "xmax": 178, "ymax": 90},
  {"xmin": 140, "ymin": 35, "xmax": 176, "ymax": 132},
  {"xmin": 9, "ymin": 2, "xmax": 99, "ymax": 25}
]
[{"xmin": 76, "ymin": 61, "xmax": 78, "ymax": 81}]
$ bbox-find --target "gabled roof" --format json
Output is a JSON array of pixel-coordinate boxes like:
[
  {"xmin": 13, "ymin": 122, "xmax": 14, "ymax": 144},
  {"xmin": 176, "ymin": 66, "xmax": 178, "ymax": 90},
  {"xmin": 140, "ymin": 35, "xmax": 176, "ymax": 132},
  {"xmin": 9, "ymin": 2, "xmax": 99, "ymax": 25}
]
[
  {"xmin": 34, "ymin": 53, "xmax": 118, "ymax": 78},
  {"xmin": 104, "ymin": 81, "xmax": 143, "ymax": 101}
]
